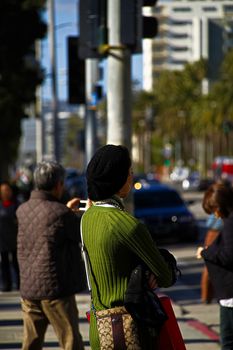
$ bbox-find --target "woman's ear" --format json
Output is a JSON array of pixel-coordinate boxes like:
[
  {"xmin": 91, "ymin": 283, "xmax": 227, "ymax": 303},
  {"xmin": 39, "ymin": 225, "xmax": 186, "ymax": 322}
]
[
  {"xmin": 117, "ymin": 169, "xmax": 133, "ymax": 198},
  {"xmin": 214, "ymin": 208, "xmax": 222, "ymax": 218}
]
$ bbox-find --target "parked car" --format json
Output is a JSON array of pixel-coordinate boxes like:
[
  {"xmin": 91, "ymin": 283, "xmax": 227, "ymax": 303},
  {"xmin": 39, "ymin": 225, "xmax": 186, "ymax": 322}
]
[
  {"xmin": 134, "ymin": 173, "xmax": 160, "ymax": 186},
  {"xmin": 212, "ymin": 156, "xmax": 233, "ymax": 182},
  {"xmin": 182, "ymin": 172, "xmax": 214, "ymax": 192},
  {"xmin": 182, "ymin": 171, "xmax": 200, "ymax": 191},
  {"xmin": 134, "ymin": 183, "xmax": 198, "ymax": 243},
  {"xmin": 197, "ymin": 178, "xmax": 215, "ymax": 191},
  {"xmin": 170, "ymin": 166, "xmax": 190, "ymax": 182}
]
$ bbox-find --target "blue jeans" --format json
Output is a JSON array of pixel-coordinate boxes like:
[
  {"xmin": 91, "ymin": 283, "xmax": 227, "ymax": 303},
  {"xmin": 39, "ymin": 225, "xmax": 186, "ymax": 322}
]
[{"xmin": 220, "ymin": 304, "xmax": 233, "ymax": 350}]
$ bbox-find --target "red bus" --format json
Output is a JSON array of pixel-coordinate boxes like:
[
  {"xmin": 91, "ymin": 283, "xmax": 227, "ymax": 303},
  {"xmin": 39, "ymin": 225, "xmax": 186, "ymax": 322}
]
[{"xmin": 212, "ymin": 156, "xmax": 233, "ymax": 181}]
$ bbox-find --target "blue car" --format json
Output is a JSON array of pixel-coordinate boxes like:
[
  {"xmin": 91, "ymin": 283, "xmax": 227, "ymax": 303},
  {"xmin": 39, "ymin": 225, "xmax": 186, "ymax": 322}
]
[{"xmin": 134, "ymin": 183, "xmax": 198, "ymax": 243}]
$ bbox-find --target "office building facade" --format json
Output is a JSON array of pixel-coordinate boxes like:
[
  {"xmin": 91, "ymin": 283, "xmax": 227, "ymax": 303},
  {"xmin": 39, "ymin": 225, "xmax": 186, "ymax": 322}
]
[{"xmin": 143, "ymin": 0, "xmax": 233, "ymax": 91}]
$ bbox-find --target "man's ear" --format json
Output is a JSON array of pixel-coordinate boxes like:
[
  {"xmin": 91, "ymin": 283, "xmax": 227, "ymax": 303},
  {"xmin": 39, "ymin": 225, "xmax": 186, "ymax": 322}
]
[{"xmin": 51, "ymin": 181, "xmax": 63, "ymax": 199}]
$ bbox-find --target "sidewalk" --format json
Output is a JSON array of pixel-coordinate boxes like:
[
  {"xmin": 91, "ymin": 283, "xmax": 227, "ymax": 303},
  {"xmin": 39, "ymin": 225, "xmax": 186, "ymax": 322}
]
[
  {"xmin": 174, "ymin": 301, "xmax": 220, "ymax": 350},
  {"xmin": 0, "ymin": 292, "xmax": 91, "ymax": 349},
  {"xmin": 167, "ymin": 243, "xmax": 221, "ymax": 350},
  {"xmin": 0, "ymin": 290, "xmax": 220, "ymax": 349}
]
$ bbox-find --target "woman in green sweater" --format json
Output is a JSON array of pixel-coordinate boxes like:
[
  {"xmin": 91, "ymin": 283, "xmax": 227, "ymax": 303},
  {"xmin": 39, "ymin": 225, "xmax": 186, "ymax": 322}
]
[{"xmin": 82, "ymin": 144, "xmax": 174, "ymax": 349}]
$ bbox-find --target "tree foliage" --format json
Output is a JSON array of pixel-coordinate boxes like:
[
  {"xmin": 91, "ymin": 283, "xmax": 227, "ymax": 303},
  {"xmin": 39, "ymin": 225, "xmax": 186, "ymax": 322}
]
[
  {"xmin": 154, "ymin": 59, "xmax": 207, "ymax": 139},
  {"xmin": 0, "ymin": 0, "xmax": 47, "ymax": 179},
  {"xmin": 132, "ymin": 52, "xmax": 233, "ymax": 173},
  {"xmin": 211, "ymin": 49, "xmax": 233, "ymax": 123}
]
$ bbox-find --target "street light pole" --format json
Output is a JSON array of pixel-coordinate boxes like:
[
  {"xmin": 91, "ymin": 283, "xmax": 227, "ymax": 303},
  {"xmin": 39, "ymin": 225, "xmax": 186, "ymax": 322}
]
[
  {"xmin": 107, "ymin": 0, "xmax": 132, "ymax": 152},
  {"xmin": 35, "ymin": 40, "xmax": 43, "ymax": 163},
  {"xmin": 48, "ymin": 0, "xmax": 59, "ymax": 161},
  {"xmin": 106, "ymin": 0, "xmax": 133, "ymax": 213},
  {"xmin": 85, "ymin": 59, "xmax": 98, "ymax": 166}
]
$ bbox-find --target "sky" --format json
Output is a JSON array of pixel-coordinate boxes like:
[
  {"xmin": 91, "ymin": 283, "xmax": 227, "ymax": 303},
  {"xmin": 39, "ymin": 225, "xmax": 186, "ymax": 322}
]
[{"xmin": 41, "ymin": 0, "xmax": 143, "ymax": 102}]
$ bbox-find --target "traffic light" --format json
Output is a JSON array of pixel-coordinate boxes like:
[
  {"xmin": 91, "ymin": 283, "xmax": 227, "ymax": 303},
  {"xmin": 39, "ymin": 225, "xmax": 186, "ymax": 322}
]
[
  {"xmin": 143, "ymin": 0, "xmax": 157, "ymax": 6},
  {"xmin": 67, "ymin": 36, "xmax": 86, "ymax": 105},
  {"xmin": 78, "ymin": 0, "xmax": 107, "ymax": 59},
  {"xmin": 142, "ymin": 0, "xmax": 158, "ymax": 39},
  {"xmin": 78, "ymin": 0, "xmax": 158, "ymax": 56},
  {"xmin": 95, "ymin": 84, "xmax": 103, "ymax": 100},
  {"xmin": 119, "ymin": 0, "xmax": 159, "ymax": 50}
]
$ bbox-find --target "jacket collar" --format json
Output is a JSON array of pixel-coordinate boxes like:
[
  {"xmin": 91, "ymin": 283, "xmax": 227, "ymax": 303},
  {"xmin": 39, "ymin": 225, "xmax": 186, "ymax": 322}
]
[{"xmin": 30, "ymin": 190, "xmax": 59, "ymax": 202}]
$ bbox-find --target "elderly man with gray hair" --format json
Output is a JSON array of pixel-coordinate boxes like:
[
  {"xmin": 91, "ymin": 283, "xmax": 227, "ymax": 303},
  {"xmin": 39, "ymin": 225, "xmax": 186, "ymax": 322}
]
[{"xmin": 16, "ymin": 161, "xmax": 85, "ymax": 350}]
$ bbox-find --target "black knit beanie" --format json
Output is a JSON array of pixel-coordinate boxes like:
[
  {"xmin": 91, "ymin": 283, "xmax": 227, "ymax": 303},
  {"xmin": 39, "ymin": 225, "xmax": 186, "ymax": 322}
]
[{"xmin": 86, "ymin": 144, "xmax": 131, "ymax": 201}]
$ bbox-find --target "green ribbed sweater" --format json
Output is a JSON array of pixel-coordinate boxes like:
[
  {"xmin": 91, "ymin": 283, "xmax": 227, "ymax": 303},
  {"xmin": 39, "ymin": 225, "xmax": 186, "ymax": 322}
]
[{"xmin": 82, "ymin": 205, "xmax": 173, "ymax": 349}]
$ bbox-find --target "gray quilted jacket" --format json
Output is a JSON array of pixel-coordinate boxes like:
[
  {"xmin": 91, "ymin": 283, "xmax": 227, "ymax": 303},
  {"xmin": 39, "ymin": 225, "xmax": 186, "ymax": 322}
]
[{"xmin": 17, "ymin": 190, "xmax": 82, "ymax": 300}]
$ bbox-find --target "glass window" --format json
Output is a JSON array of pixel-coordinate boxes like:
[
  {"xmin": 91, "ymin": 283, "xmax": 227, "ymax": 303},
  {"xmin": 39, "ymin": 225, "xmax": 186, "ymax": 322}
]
[
  {"xmin": 202, "ymin": 7, "xmax": 217, "ymax": 12},
  {"xmin": 170, "ymin": 33, "xmax": 189, "ymax": 39},
  {"xmin": 170, "ymin": 59, "xmax": 187, "ymax": 65},
  {"xmin": 170, "ymin": 46, "xmax": 188, "ymax": 52},
  {"xmin": 173, "ymin": 7, "xmax": 191, "ymax": 12},
  {"xmin": 171, "ymin": 20, "xmax": 192, "ymax": 26},
  {"xmin": 224, "ymin": 5, "xmax": 233, "ymax": 13}
]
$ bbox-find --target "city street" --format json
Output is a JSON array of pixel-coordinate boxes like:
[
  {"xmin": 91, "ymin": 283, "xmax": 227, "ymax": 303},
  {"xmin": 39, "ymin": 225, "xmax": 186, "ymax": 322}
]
[
  {"xmin": 0, "ymin": 292, "xmax": 91, "ymax": 349},
  {"xmin": 163, "ymin": 243, "xmax": 220, "ymax": 350},
  {"xmin": 0, "ymin": 190, "xmax": 221, "ymax": 349},
  {"xmin": 0, "ymin": 0, "xmax": 232, "ymax": 347},
  {"xmin": 0, "ymin": 245, "xmax": 221, "ymax": 350}
]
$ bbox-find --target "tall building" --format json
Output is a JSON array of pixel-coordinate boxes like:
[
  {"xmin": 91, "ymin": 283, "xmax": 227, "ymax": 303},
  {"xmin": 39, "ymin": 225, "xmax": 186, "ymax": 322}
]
[{"xmin": 143, "ymin": 0, "xmax": 233, "ymax": 91}]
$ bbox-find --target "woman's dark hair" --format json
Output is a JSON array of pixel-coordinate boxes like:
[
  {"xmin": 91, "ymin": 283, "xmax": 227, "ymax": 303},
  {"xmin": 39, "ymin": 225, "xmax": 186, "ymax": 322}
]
[
  {"xmin": 0, "ymin": 181, "xmax": 15, "ymax": 200},
  {"xmin": 202, "ymin": 183, "xmax": 233, "ymax": 218},
  {"xmin": 0, "ymin": 180, "xmax": 11, "ymax": 188},
  {"xmin": 86, "ymin": 144, "xmax": 132, "ymax": 201},
  {"xmin": 33, "ymin": 161, "xmax": 65, "ymax": 191}
]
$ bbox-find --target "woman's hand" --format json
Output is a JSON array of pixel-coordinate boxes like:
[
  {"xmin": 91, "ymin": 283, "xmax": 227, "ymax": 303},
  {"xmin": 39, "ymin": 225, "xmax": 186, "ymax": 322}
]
[
  {"xmin": 147, "ymin": 272, "xmax": 158, "ymax": 291},
  {"xmin": 86, "ymin": 199, "xmax": 93, "ymax": 209},
  {"xmin": 196, "ymin": 246, "xmax": 204, "ymax": 259},
  {"xmin": 66, "ymin": 197, "xmax": 80, "ymax": 211},
  {"xmin": 66, "ymin": 198, "xmax": 93, "ymax": 212}
]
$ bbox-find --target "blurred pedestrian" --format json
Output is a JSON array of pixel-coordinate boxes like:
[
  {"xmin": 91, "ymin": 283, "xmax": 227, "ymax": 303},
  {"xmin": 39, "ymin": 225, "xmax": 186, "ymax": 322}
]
[
  {"xmin": 81, "ymin": 144, "xmax": 175, "ymax": 349},
  {"xmin": 196, "ymin": 183, "xmax": 233, "ymax": 350},
  {"xmin": 0, "ymin": 181, "xmax": 19, "ymax": 291},
  {"xmin": 14, "ymin": 167, "xmax": 33, "ymax": 202},
  {"xmin": 200, "ymin": 180, "xmax": 231, "ymax": 304},
  {"xmin": 17, "ymin": 161, "xmax": 84, "ymax": 350},
  {"xmin": 200, "ymin": 213, "xmax": 222, "ymax": 303}
]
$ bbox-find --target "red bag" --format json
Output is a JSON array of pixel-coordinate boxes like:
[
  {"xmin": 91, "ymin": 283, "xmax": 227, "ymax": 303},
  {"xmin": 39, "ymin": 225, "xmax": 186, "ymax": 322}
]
[
  {"xmin": 86, "ymin": 310, "xmax": 90, "ymax": 323},
  {"xmin": 158, "ymin": 295, "xmax": 186, "ymax": 350}
]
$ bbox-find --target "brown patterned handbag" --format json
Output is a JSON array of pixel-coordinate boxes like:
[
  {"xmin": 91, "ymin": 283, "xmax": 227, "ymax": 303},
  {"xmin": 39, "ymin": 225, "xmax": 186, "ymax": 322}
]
[{"xmin": 96, "ymin": 306, "xmax": 141, "ymax": 350}]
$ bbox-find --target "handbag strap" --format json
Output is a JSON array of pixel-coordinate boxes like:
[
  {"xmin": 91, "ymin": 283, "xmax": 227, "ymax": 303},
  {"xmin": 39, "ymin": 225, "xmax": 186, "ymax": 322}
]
[
  {"xmin": 80, "ymin": 199, "xmax": 122, "ymax": 292},
  {"xmin": 80, "ymin": 215, "xmax": 92, "ymax": 292},
  {"xmin": 80, "ymin": 215, "xmax": 105, "ymax": 315},
  {"xmin": 80, "ymin": 213, "xmax": 113, "ymax": 313}
]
